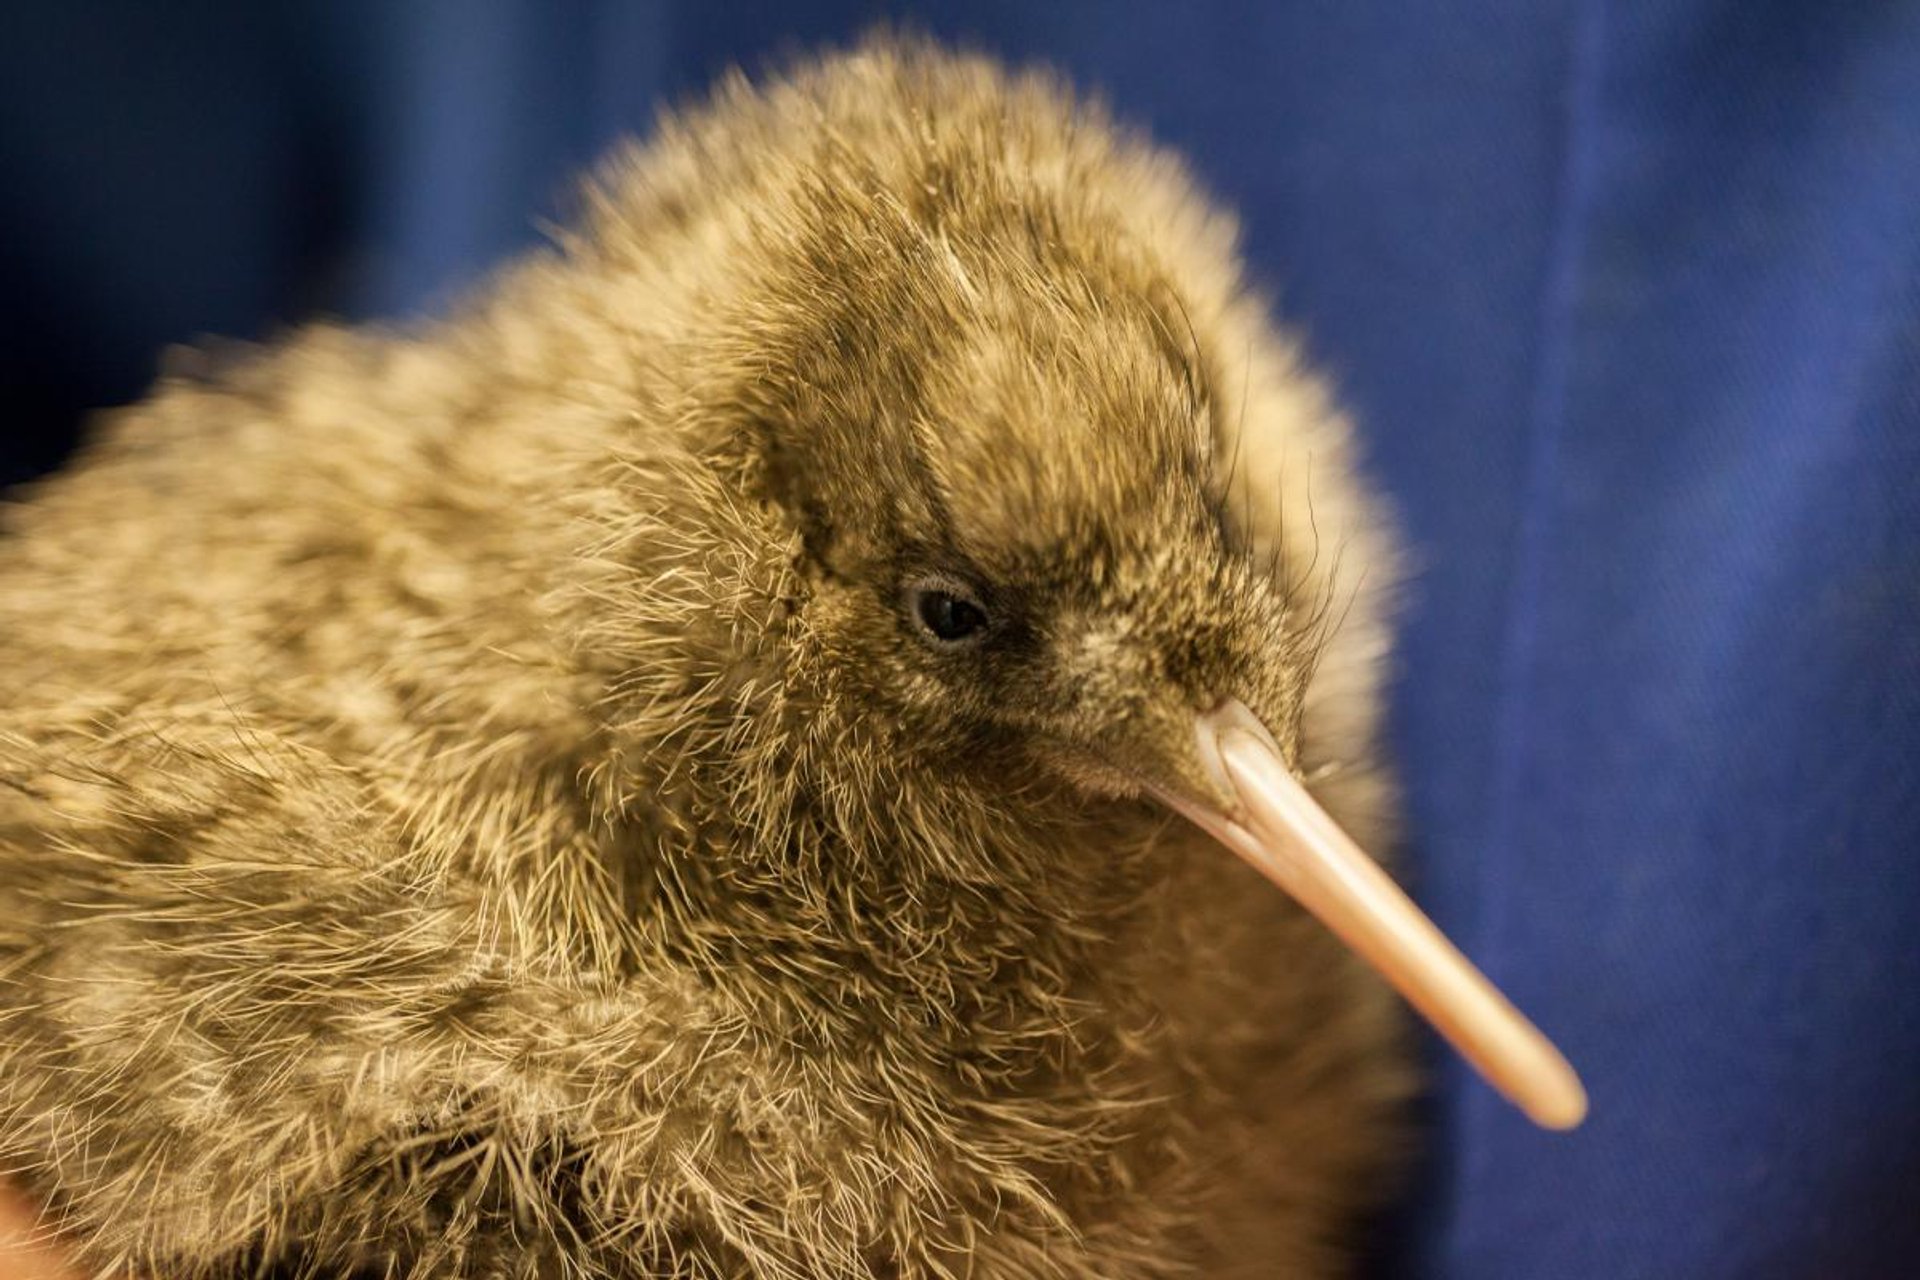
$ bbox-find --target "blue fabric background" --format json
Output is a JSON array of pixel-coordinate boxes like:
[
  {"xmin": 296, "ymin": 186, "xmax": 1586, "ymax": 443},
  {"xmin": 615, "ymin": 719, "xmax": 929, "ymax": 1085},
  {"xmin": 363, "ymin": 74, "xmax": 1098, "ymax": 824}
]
[{"xmin": 3, "ymin": 3, "xmax": 1916, "ymax": 1276}]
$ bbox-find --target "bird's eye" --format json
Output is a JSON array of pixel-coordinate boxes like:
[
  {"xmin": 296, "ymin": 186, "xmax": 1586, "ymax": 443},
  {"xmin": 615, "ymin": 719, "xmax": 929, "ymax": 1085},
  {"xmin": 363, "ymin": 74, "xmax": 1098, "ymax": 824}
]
[{"xmin": 905, "ymin": 579, "xmax": 991, "ymax": 648}]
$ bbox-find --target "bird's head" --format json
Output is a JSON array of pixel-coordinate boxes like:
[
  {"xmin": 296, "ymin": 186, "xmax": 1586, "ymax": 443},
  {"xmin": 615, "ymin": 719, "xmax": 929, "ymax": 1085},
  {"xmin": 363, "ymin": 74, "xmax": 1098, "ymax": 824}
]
[
  {"xmin": 717, "ymin": 177, "xmax": 1307, "ymax": 808},
  {"xmin": 611, "ymin": 130, "xmax": 1585, "ymax": 1129}
]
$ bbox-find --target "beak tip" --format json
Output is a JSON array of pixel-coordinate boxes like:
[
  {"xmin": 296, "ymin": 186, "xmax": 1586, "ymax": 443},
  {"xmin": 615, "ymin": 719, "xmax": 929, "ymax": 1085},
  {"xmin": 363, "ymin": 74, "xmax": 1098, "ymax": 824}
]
[
  {"xmin": 1504, "ymin": 1043, "xmax": 1588, "ymax": 1131},
  {"xmin": 1531, "ymin": 1087, "xmax": 1589, "ymax": 1132}
]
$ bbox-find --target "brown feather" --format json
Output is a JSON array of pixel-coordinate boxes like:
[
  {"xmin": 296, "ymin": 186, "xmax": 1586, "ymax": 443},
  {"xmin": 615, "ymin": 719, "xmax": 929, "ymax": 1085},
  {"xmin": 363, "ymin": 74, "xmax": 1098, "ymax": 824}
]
[{"xmin": 0, "ymin": 34, "xmax": 1410, "ymax": 1280}]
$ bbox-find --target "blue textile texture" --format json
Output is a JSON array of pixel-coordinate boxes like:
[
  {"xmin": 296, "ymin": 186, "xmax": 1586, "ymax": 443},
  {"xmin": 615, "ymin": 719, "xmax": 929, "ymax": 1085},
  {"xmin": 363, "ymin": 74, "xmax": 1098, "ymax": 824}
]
[{"xmin": 3, "ymin": 3, "xmax": 1916, "ymax": 1276}]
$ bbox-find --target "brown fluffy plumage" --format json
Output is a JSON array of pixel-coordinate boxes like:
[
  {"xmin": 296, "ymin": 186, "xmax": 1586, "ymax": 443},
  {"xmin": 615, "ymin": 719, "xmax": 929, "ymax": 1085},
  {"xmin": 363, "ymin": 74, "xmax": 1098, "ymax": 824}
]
[{"xmin": 0, "ymin": 36, "xmax": 1410, "ymax": 1280}]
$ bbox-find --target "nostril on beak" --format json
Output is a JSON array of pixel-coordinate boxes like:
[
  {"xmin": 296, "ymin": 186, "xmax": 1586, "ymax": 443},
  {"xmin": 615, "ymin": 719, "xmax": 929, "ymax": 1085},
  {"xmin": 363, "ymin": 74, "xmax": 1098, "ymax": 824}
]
[
  {"xmin": 1193, "ymin": 716, "xmax": 1234, "ymax": 803},
  {"xmin": 1194, "ymin": 697, "xmax": 1288, "ymax": 812}
]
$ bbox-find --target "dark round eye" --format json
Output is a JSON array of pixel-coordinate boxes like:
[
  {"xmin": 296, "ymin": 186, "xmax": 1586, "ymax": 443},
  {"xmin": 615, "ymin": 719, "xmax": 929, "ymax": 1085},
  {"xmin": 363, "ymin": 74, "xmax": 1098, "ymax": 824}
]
[{"xmin": 906, "ymin": 580, "xmax": 991, "ymax": 648}]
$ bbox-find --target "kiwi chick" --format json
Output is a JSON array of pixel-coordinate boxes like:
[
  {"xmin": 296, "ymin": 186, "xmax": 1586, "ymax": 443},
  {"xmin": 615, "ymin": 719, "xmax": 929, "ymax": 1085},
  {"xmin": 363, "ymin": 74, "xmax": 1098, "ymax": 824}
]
[{"xmin": 0, "ymin": 36, "xmax": 1413, "ymax": 1280}]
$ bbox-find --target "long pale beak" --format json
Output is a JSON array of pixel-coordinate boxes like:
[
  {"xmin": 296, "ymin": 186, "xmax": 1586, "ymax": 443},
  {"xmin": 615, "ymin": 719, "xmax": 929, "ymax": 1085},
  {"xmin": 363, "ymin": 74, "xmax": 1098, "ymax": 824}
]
[{"xmin": 1149, "ymin": 700, "xmax": 1587, "ymax": 1131}]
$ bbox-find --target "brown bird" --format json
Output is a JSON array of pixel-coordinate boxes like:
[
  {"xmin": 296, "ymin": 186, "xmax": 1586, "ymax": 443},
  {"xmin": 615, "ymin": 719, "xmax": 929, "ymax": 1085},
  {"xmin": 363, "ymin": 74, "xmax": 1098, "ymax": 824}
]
[{"xmin": 0, "ymin": 35, "xmax": 1581, "ymax": 1280}]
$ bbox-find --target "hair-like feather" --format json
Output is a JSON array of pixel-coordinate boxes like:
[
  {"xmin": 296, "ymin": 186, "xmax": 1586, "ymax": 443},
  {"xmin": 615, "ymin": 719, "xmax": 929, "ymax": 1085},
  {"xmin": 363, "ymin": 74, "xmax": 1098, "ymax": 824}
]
[{"xmin": 0, "ymin": 35, "xmax": 1409, "ymax": 1280}]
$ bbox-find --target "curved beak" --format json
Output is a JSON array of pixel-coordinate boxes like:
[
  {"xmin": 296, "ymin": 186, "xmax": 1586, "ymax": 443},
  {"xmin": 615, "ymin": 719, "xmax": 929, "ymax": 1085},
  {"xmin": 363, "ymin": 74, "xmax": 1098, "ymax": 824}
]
[{"xmin": 1149, "ymin": 700, "xmax": 1587, "ymax": 1131}]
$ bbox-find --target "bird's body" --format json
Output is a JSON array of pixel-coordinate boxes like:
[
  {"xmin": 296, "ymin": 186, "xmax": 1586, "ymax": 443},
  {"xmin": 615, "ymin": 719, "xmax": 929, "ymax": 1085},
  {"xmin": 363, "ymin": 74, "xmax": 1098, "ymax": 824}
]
[{"xmin": 0, "ymin": 40, "xmax": 1414, "ymax": 1279}]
